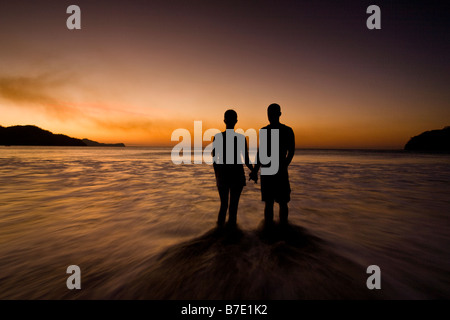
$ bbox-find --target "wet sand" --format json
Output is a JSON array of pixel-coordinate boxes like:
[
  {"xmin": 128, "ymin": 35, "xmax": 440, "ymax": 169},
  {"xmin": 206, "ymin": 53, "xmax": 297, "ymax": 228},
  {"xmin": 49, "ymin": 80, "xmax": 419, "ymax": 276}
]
[{"xmin": 111, "ymin": 222, "xmax": 388, "ymax": 300}]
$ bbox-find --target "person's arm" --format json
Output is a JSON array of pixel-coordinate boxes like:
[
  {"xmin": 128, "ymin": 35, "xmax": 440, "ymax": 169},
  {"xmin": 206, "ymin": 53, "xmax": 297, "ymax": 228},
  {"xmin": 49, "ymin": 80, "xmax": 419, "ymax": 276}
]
[
  {"xmin": 244, "ymin": 137, "xmax": 253, "ymax": 171},
  {"xmin": 253, "ymin": 146, "xmax": 261, "ymax": 172},
  {"xmin": 212, "ymin": 135, "xmax": 217, "ymax": 168},
  {"xmin": 249, "ymin": 142, "xmax": 260, "ymax": 183},
  {"xmin": 285, "ymin": 128, "xmax": 295, "ymax": 167}
]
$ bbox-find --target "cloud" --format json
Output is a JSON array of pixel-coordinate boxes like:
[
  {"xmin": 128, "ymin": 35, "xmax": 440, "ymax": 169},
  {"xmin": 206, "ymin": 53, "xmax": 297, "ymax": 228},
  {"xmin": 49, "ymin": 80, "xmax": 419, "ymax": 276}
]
[
  {"xmin": 0, "ymin": 74, "xmax": 165, "ymax": 134},
  {"xmin": 0, "ymin": 74, "xmax": 80, "ymax": 120},
  {"xmin": 93, "ymin": 118, "xmax": 155, "ymax": 132}
]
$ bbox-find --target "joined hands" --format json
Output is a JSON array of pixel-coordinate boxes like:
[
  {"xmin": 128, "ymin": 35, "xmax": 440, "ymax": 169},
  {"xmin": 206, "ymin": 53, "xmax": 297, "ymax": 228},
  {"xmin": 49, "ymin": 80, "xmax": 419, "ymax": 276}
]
[{"xmin": 249, "ymin": 169, "xmax": 258, "ymax": 184}]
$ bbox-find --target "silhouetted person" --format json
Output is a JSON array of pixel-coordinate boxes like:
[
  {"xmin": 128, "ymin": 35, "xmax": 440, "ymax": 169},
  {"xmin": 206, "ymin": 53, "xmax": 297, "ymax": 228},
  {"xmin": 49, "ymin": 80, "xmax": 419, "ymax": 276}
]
[
  {"xmin": 250, "ymin": 103, "xmax": 295, "ymax": 225},
  {"xmin": 213, "ymin": 110, "xmax": 253, "ymax": 227}
]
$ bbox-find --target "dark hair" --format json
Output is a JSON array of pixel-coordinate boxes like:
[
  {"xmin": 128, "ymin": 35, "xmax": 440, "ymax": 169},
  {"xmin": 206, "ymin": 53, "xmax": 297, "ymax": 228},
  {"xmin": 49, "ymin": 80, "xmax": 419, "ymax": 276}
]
[
  {"xmin": 267, "ymin": 103, "xmax": 281, "ymax": 114},
  {"xmin": 224, "ymin": 109, "xmax": 238, "ymax": 122}
]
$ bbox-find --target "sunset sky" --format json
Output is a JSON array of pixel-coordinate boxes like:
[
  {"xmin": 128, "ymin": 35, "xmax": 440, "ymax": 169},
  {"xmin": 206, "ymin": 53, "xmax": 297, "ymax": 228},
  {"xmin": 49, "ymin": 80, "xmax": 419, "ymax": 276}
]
[{"xmin": 0, "ymin": 0, "xmax": 449, "ymax": 148}]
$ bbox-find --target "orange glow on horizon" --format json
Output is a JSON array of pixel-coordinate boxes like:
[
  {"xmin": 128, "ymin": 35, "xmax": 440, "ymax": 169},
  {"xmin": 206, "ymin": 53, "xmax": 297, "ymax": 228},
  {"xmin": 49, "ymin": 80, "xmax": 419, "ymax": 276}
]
[{"xmin": 0, "ymin": 96, "xmax": 446, "ymax": 149}]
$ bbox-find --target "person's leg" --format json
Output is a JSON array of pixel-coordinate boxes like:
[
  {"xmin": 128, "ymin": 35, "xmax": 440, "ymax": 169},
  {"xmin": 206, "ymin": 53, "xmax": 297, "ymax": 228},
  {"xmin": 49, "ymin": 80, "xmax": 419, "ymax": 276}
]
[
  {"xmin": 217, "ymin": 186, "xmax": 229, "ymax": 226},
  {"xmin": 264, "ymin": 199, "xmax": 274, "ymax": 223},
  {"xmin": 228, "ymin": 185, "xmax": 243, "ymax": 226},
  {"xmin": 279, "ymin": 202, "xmax": 289, "ymax": 225}
]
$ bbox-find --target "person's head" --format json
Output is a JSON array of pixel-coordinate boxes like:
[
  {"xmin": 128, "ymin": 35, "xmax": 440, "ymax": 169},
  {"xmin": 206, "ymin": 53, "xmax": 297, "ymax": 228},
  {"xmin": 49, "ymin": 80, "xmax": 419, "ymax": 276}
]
[
  {"xmin": 267, "ymin": 103, "xmax": 281, "ymax": 124},
  {"xmin": 224, "ymin": 109, "xmax": 238, "ymax": 128}
]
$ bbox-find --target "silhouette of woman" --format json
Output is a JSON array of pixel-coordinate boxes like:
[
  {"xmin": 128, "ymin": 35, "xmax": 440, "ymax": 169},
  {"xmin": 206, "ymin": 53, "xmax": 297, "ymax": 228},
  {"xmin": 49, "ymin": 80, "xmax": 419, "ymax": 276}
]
[{"xmin": 212, "ymin": 110, "xmax": 253, "ymax": 227}]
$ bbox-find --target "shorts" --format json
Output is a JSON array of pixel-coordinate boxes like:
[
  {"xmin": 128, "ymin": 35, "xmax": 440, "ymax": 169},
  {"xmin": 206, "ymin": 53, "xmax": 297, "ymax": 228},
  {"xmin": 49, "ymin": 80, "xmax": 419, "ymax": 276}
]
[{"xmin": 260, "ymin": 167, "xmax": 291, "ymax": 203}]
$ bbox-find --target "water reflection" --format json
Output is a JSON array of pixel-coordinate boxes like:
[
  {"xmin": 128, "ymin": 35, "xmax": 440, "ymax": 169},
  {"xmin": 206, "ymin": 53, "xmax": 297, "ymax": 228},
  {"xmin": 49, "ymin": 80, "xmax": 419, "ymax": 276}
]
[{"xmin": 0, "ymin": 147, "xmax": 449, "ymax": 299}]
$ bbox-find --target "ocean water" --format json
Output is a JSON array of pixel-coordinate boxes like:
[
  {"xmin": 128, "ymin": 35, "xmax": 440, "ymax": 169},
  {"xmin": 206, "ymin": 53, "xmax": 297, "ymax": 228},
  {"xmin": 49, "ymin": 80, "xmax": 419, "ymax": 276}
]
[{"xmin": 0, "ymin": 146, "xmax": 449, "ymax": 299}]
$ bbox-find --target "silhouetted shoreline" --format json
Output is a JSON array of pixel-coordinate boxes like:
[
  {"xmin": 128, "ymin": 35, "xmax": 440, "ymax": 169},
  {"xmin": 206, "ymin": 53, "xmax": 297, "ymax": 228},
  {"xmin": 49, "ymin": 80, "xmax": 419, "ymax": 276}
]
[
  {"xmin": 405, "ymin": 126, "xmax": 450, "ymax": 153},
  {"xmin": 82, "ymin": 138, "xmax": 125, "ymax": 147},
  {"xmin": 0, "ymin": 125, "xmax": 125, "ymax": 147}
]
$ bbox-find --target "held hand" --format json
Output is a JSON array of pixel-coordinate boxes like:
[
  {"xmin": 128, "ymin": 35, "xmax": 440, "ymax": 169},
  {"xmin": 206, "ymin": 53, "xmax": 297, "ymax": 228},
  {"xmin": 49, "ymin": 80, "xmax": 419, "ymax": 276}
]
[{"xmin": 249, "ymin": 170, "xmax": 258, "ymax": 184}]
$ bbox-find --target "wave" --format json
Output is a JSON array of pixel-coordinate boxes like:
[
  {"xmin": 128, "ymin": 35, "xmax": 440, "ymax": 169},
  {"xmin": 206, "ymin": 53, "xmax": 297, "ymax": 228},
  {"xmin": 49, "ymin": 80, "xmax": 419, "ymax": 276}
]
[{"xmin": 111, "ymin": 222, "xmax": 386, "ymax": 299}]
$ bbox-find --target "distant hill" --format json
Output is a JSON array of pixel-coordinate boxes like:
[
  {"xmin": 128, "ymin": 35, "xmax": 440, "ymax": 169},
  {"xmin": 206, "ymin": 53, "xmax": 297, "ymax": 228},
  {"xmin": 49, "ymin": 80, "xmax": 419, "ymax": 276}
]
[
  {"xmin": 0, "ymin": 125, "xmax": 125, "ymax": 147},
  {"xmin": 82, "ymin": 138, "xmax": 125, "ymax": 147},
  {"xmin": 405, "ymin": 126, "xmax": 450, "ymax": 152}
]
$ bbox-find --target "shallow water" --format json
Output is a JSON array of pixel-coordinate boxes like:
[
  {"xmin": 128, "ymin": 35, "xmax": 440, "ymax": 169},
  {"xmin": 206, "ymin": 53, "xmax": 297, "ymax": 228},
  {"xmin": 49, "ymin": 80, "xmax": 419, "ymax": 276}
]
[{"xmin": 0, "ymin": 147, "xmax": 449, "ymax": 299}]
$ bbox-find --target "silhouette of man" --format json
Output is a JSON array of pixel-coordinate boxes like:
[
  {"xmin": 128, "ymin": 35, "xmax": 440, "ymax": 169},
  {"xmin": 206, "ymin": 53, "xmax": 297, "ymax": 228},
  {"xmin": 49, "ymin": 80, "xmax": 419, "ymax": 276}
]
[
  {"xmin": 250, "ymin": 103, "xmax": 295, "ymax": 225},
  {"xmin": 213, "ymin": 109, "xmax": 253, "ymax": 227}
]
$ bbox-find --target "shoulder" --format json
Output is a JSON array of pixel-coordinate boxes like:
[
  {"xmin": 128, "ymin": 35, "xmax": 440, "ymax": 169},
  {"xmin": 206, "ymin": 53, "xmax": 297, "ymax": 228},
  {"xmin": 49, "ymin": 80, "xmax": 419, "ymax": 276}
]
[
  {"xmin": 280, "ymin": 123, "xmax": 294, "ymax": 134},
  {"xmin": 215, "ymin": 131, "xmax": 227, "ymax": 137},
  {"xmin": 213, "ymin": 132, "xmax": 225, "ymax": 140}
]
